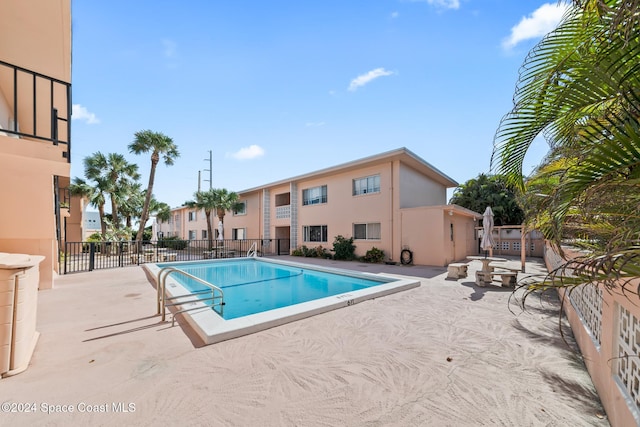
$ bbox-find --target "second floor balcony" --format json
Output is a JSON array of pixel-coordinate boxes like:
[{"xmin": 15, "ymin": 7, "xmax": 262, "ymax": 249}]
[{"xmin": 0, "ymin": 59, "xmax": 71, "ymax": 162}]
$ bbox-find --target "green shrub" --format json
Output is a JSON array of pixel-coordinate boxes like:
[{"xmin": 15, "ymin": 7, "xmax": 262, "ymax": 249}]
[
  {"xmin": 82, "ymin": 233, "xmax": 104, "ymax": 252},
  {"xmin": 332, "ymin": 235, "xmax": 356, "ymax": 260},
  {"xmin": 363, "ymin": 247, "xmax": 385, "ymax": 263},
  {"xmin": 86, "ymin": 232, "xmax": 102, "ymax": 242},
  {"xmin": 292, "ymin": 246, "xmax": 307, "ymax": 256},
  {"xmin": 292, "ymin": 245, "xmax": 331, "ymax": 258},
  {"xmin": 313, "ymin": 245, "xmax": 330, "ymax": 258},
  {"xmin": 157, "ymin": 236, "xmax": 188, "ymax": 250}
]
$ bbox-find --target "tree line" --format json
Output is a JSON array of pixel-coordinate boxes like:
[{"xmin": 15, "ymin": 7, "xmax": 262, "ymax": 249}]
[{"xmin": 70, "ymin": 129, "xmax": 240, "ymax": 247}]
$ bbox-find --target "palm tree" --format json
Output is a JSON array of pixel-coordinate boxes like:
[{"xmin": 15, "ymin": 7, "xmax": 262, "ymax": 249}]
[
  {"xmin": 69, "ymin": 177, "xmax": 107, "ymax": 236},
  {"xmin": 212, "ymin": 188, "xmax": 242, "ymax": 233},
  {"xmin": 492, "ymin": 0, "xmax": 640, "ymax": 289},
  {"xmin": 118, "ymin": 182, "xmax": 145, "ymax": 231},
  {"xmin": 187, "ymin": 190, "xmax": 217, "ymax": 249},
  {"xmin": 128, "ymin": 130, "xmax": 179, "ymax": 243},
  {"xmin": 84, "ymin": 152, "xmax": 139, "ymax": 231},
  {"xmin": 153, "ymin": 201, "xmax": 172, "ymax": 223}
]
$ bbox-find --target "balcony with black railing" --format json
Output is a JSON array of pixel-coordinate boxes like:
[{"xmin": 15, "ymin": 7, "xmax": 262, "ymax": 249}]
[{"xmin": 0, "ymin": 59, "xmax": 71, "ymax": 162}]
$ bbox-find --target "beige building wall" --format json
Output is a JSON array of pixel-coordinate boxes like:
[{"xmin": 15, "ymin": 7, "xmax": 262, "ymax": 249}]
[
  {"xmin": 155, "ymin": 206, "xmax": 208, "ymax": 240},
  {"xmin": 221, "ymin": 148, "xmax": 481, "ymax": 265},
  {"xmin": 225, "ymin": 191, "xmax": 261, "ymax": 240},
  {"xmin": 399, "ymin": 206, "xmax": 479, "ymax": 267},
  {"xmin": 157, "ymin": 148, "xmax": 482, "ymax": 267},
  {"xmin": 296, "ymin": 163, "xmax": 394, "ymax": 257},
  {"xmin": 0, "ymin": 0, "xmax": 72, "ymax": 289},
  {"xmin": 398, "ymin": 163, "xmax": 447, "ymax": 208},
  {"xmin": 65, "ymin": 195, "xmax": 86, "ymax": 243}
]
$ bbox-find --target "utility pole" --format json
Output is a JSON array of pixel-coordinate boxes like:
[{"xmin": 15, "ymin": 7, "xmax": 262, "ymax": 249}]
[
  {"xmin": 203, "ymin": 150, "xmax": 212, "ymax": 190},
  {"xmin": 197, "ymin": 170, "xmax": 201, "ymax": 192}
]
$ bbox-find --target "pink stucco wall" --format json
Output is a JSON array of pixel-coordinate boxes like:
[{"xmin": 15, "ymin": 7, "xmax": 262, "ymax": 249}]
[
  {"xmin": 546, "ymin": 245, "xmax": 640, "ymax": 427},
  {"xmin": 0, "ymin": 0, "xmax": 71, "ymax": 290},
  {"xmin": 0, "ymin": 142, "xmax": 70, "ymax": 289}
]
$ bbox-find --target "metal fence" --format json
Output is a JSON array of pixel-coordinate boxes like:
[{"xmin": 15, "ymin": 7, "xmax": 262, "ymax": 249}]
[{"xmin": 61, "ymin": 238, "xmax": 291, "ymax": 274}]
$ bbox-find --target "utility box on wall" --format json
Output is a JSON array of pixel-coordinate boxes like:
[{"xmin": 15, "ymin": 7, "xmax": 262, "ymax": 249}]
[{"xmin": 0, "ymin": 253, "xmax": 44, "ymax": 378}]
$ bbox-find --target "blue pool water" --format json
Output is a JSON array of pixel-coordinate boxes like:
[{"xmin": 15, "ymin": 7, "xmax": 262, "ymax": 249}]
[{"xmin": 160, "ymin": 259, "xmax": 390, "ymax": 320}]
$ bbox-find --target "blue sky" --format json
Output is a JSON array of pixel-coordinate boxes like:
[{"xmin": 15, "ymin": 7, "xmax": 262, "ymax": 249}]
[{"xmin": 70, "ymin": 0, "xmax": 570, "ymax": 209}]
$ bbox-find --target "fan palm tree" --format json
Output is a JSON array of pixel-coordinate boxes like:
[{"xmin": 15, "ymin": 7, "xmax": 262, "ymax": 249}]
[
  {"xmin": 84, "ymin": 152, "xmax": 140, "ymax": 231},
  {"xmin": 69, "ymin": 177, "xmax": 107, "ymax": 237},
  {"xmin": 128, "ymin": 130, "xmax": 179, "ymax": 243},
  {"xmin": 187, "ymin": 190, "xmax": 217, "ymax": 250},
  {"xmin": 118, "ymin": 182, "xmax": 145, "ymax": 230},
  {"xmin": 212, "ymin": 188, "xmax": 242, "ymax": 232},
  {"xmin": 492, "ymin": 0, "xmax": 640, "ymax": 289},
  {"xmin": 153, "ymin": 200, "xmax": 172, "ymax": 223}
]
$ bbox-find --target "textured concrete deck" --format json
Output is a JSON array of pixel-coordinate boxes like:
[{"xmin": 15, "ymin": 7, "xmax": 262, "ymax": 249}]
[{"xmin": 0, "ymin": 256, "xmax": 608, "ymax": 426}]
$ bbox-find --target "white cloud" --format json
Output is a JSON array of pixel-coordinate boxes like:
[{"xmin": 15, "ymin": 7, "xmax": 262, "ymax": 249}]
[
  {"xmin": 391, "ymin": 11, "xmax": 399, "ymax": 18},
  {"xmin": 71, "ymin": 104, "xmax": 100, "ymax": 124},
  {"xmin": 502, "ymin": 3, "xmax": 570, "ymax": 49},
  {"xmin": 228, "ymin": 144, "xmax": 265, "ymax": 160},
  {"xmin": 348, "ymin": 68, "xmax": 394, "ymax": 92},
  {"xmin": 305, "ymin": 122, "xmax": 326, "ymax": 127},
  {"xmin": 405, "ymin": 0, "xmax": 460, "ymax": 10},
  {"xmin": 162, "ymin": 39, "xmax": 177, "ymax": 58}
]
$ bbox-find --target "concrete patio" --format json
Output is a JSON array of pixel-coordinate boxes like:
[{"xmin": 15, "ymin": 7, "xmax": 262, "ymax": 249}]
[{"xmin": 0, "ymin": 256, "xmax": 608, "ymax": 426}]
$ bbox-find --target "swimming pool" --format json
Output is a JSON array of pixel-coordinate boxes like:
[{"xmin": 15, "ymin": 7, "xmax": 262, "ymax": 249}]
[{"xmin": 144, "ymin": 257, "xmax": 420, "ymax": 344}]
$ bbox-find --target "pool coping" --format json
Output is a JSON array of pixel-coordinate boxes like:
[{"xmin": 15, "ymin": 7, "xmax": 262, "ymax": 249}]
[{"xmin": 143, "ymin": 257, "xmax": 421, "ymax": 344}]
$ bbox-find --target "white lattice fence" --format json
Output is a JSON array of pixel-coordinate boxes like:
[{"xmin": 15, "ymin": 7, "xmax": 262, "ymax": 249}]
[
  {"xmin": 569, "ymin": 285, "xmax": 603, "ymax": 347},
  {"xmin": 616, "ymin": 305, "xmax": 640, "ymax": 414}
]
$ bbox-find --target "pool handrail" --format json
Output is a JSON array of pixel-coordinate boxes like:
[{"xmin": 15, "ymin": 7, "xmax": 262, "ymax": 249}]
[
  {"xmin": 164, "ymin": 291, "xmax": 224, "ymax": 326},
  {"xmin": 247, "ymin": 242, "xmax": 258, "ymax": 258},
  {"xmin": 157, "ymin": 266, "xmax": 224, "ymax": 322}
]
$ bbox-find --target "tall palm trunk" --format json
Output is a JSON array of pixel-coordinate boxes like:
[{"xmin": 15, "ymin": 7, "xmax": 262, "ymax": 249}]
[
  {"xmin": 135, "ymin": 153, "xmax": 158, "ymax": 242},
  {"xmin": 98, "ymin": 203, "xmax": 107, "ymax": 237},
  {"xmin": 110, "ymin": 197, "xmax": 120, "ymax": 231},
  {"xmin": 205, "ymin": 210, "xmax": 214, "ymax": 250}
]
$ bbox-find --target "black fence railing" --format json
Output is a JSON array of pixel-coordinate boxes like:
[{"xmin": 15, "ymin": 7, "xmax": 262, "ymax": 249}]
[
  {"xmin": 0, "ymin": 59, "xmax": 71, "ymax": 162},
  {"xmin": 61, "ymin": 238, "xmax": 291, "ymax": 274}
]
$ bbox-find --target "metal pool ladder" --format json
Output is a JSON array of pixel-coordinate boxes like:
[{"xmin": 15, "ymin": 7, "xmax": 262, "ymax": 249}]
[
  {"xmin": 157, "ymin": 267, "xmax": 225, "ymax": 326},
  {"xmin": 247, "ymin": 242, "xmax": 258, "ymax": 257}
]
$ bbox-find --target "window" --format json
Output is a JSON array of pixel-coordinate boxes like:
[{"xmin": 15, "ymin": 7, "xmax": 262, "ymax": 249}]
[
  {"xmin": 188, "ymin": 230, "xmax": 196, "ymax": 240},
  {"xmin": 275, "ymin": 192, "xmax": 290, "ymax": 207},
  {"xmin": 232, "ymin": 228, "xmax": 246, "ymax": 240},
  {"xmin": 513, "ymin": 241, "xmax": 521, "ymax": 251},
  {"xmin": 303, "ymin": 225, "xmax": 327, "ymax": 242},
  {"xmin": 302, "ymin": 185, "xmax": 327, "ymax": 206},
  {"xmin": 188, "ymin": 211, "xmax": 196, "ymax": 221},
  {"xmin": 353, "ymin": 175, "xmax": 380, "ymax": 196},
  {"xmin": 501, "ymin": 241, "xmax": 510, "ymax": 251},
  {"xmin": 353, "ymin": 223, "xmax": 381, "ymax": 240},
  {"xmin": 233, "ymin": 201, "xmax": 246, "ymax": 216},
  {"xmin": 202, "ymin": 230, "xmax": 208, "ymax": 239}
]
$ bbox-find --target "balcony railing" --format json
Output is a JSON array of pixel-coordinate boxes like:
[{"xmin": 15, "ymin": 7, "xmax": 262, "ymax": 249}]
[{"xmin": 0, "ymin": 60, "xmax": 71, "ymax": 162}]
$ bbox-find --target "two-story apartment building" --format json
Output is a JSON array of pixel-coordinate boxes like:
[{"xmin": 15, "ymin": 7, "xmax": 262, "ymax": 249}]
[
  {"xmin": 155, "ymin": 148, "xmax": 482, "ymax": 266},
  {"xmin": 0, "ymin": 1, "xmax": 72, "ymax": 289}
]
